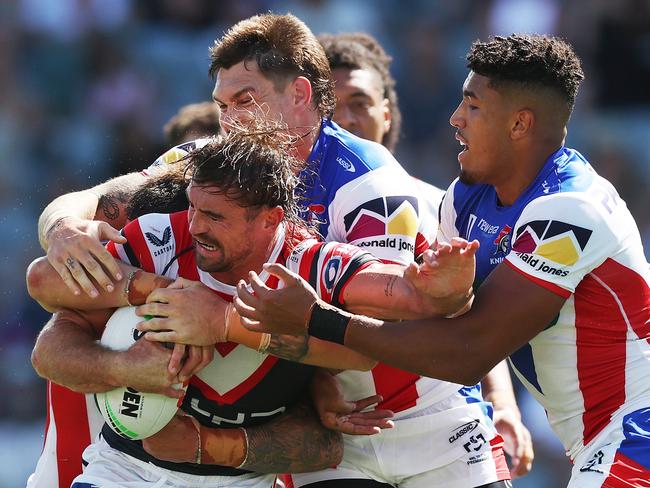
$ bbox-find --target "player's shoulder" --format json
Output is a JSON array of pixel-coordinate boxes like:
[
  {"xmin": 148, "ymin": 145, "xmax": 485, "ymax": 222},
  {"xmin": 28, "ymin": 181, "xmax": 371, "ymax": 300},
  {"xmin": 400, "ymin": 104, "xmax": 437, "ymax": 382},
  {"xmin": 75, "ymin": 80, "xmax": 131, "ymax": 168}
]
[
  {"xmin": 317, "ymin": 119, "xmax": 401, "ymax": 178},
  {"xmin": 125, "ymin": 211, "xmax": 191, "ymax": 249}
]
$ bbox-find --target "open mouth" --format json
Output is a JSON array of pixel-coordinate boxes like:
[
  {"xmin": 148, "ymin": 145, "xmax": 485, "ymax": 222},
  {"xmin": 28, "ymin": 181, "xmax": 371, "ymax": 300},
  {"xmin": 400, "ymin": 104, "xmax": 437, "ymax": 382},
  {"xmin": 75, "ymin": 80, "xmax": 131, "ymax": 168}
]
[
  {"xmin": 455, "ymin": 133, "xmax": 469, "ymax": 152},
  {"xmin": 195, "ymin": 239, "xmax": 218, "ymax": 251}
]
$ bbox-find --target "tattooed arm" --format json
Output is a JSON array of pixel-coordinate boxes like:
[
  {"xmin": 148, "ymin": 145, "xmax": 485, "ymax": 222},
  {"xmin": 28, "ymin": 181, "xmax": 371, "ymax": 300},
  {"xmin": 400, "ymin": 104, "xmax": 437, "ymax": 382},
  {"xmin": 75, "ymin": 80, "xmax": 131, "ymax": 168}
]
[
  {"xmin": 143, "ymin": 398, "xmax": 343, "ymax": 473},
  {"xmin": 38, "ymin": 172, "xmax": 148, "ymax": 297}
]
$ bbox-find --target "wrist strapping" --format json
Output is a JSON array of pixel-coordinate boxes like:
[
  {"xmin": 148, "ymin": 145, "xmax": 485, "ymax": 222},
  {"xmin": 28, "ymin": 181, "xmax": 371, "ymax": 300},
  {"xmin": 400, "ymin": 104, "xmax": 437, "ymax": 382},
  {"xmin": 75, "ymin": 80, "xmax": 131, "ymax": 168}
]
[{"xmin": 307, "ymin": 301, "xmax": 351, "ymax": 345}]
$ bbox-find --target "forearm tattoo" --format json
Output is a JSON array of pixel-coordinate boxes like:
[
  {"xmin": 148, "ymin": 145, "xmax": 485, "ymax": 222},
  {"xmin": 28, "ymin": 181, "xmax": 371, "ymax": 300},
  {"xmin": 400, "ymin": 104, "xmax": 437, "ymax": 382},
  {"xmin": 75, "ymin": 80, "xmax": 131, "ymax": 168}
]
[
  {"xmin": 266, "ymin": 333, "xmax": 309, "ymax": 362},
  {"xmin": 241, "ymin": 400, "xmax": 343, "ymax": 473},
  {"xmin": 384, "ymin": 275, "xmax": 397, "ymax": 297}
]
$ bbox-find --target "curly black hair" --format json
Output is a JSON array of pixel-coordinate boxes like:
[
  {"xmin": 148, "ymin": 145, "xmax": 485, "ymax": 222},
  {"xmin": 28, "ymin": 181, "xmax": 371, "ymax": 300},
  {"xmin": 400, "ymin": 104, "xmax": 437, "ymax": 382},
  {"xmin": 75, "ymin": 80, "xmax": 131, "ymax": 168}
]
[
  {"xmin": 185, "ymin": 125, "xmax": 306, "ymax": 228},
  {"xmin": 318, "ymin": 32, "xmax": 401, "ymax": 152},
  {"xmin": 467, "ymin": 34, "xmax": 584, "ymax": 115},
  {"xmin": 209, "ymin": 13, "xmax": 336, "ymax": 119}
]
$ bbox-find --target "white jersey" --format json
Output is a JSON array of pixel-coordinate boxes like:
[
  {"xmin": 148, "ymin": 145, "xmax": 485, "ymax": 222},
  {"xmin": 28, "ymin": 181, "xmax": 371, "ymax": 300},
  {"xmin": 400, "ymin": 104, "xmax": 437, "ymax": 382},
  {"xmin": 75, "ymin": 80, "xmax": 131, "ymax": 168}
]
[
  {"xmin": 441, "ymin": 146, "xmax": 650, "ymax": 460},
  {"xmin": 302, "ymin": 119, "xmax": 467, "ymax": 417}
]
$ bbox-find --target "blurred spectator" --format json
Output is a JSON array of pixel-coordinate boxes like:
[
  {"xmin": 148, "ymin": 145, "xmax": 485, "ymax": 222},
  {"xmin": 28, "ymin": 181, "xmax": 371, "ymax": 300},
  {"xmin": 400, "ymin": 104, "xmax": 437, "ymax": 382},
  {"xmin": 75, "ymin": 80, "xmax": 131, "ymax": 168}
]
[{"xmin": 163, "ymin": 101, "xmax": 221, "ymax": 146}]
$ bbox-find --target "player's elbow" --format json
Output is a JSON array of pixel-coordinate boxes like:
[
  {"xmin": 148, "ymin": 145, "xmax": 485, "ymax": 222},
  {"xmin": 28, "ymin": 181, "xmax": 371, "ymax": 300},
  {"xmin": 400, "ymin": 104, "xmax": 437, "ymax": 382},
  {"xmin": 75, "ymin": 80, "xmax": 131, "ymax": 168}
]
[
  {"xmin": 30, "ymin": 339, "xmax": 50, "ymax": 381},
  {"xmin": 26, "ymin": 257, "xmax": 57, "ymax": 311},
  {"xmin": 421, "ymin": 356, "xmax": 494, "ymax": 387},
  {"xmin": 453, "ymin": 360, "xmax": 496, "ymax": 386}
]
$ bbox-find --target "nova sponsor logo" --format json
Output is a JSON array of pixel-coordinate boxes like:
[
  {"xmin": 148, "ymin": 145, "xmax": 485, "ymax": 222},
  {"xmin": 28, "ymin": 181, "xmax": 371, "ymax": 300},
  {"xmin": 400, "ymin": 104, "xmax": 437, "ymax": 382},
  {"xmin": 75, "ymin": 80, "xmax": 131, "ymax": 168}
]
[
  {"xmin": 344, "ymin": 196, "xmax": 419, "ymax": 249},
  {"xmin": 513, "ymin": 219, "xmax": 592, "ymax": 267},
  {"xmin": 448, "ymin": 419, "xmax": 479, "ymax": 444}
]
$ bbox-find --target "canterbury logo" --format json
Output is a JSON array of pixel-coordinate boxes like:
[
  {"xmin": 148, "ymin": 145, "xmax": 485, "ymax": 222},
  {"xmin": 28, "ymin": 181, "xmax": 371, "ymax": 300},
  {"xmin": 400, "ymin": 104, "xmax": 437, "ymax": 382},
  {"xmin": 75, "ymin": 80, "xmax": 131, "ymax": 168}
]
[{"xmin": 145, "ymin": 227, "xmax": 172, "ymax": 247}]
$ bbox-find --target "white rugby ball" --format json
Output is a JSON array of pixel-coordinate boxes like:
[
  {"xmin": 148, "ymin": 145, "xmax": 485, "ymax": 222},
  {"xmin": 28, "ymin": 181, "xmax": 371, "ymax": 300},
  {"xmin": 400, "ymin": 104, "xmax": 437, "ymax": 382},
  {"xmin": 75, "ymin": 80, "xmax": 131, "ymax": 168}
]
[{"xmin": 95, "ymin": 306, "xmax": 186, "ymax": 440}]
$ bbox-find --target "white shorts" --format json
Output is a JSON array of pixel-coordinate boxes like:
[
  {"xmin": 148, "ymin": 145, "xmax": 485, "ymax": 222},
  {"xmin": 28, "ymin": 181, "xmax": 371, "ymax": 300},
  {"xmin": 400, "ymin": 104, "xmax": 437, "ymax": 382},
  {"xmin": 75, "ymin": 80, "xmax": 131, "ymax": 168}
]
[
  {"xmin": 286, "ymin": 393, "xmax": 510, "ymax": 488},
  {"xmin": 71, "ymin": 436, "xmax": 275, "ymax": 488},
  {"xmin": 567, "ymin": 407, "xmax": 650, "ymax": 488}
]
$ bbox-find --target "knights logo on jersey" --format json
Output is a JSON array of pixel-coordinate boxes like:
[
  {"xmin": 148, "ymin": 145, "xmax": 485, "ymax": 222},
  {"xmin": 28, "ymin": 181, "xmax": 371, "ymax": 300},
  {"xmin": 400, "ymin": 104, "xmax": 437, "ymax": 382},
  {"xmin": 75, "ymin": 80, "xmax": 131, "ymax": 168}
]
[
  {"xmin": 145, "ymin": 226, "xmax": 172, "ymax": 247},
  {"xmin": 343, "ymin": 196, "xmax": 419, "ymax": 252},
  {"xmin": 513, "ymin": 219, "xmax": 592, "ymax": 275},
  {"xmin": 492, "ymin": 225, "xmax": 513, "ymax": 257}
]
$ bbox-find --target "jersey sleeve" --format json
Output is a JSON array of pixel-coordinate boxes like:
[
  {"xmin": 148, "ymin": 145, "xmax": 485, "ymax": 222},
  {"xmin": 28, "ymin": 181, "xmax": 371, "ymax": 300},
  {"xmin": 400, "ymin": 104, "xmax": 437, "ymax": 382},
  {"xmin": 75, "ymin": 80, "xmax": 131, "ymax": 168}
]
[
  {"xmin": 106, "ymin": 213, "xmax": 185, "ymax": 275},
  {"xmin": 325, "ymin": 166, "xmax": 430, "ymax": 265},
  {"xmin": 285, "ymin": 240, "xmax": 379, "ymax": 307},
  {"xmin": 505, "ymin": 192, "xmax": 617, "ymax": 297},
  {"xmin": 436, "ymin": 180, "xmax": 460, "ymax": 243}
]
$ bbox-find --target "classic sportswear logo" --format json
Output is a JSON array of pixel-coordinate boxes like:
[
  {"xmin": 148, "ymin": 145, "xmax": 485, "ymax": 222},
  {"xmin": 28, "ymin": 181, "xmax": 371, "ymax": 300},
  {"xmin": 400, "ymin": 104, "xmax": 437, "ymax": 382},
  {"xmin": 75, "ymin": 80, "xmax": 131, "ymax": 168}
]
[
  {"xmin": 145, "ymin": 226, "xmax": 172, "ymax": 247},
  {"xmin": 344, "ymin": 196, "xmax": 419, "ymax": 251},
  {"xmin": 513, "ymin": 219, "xmax": 592, "ymax": 275},
  {"xmin": 449, "ymin": 419, "xmax": 479, "ymax": 444}
]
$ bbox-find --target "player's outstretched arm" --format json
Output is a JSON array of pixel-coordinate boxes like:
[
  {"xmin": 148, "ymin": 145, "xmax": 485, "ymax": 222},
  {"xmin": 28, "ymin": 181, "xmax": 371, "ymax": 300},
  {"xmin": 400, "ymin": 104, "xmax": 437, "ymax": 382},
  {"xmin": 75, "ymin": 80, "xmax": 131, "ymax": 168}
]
[
  {"xmin": 31, "ymin": 309, "xmax": 183, "ymax": 397},
  {"xmin": 38, "ymin": 172, "xmax": 147, "ymax": 298},
  {"xmin": 137, "ymin": 277, "xmax": 377, "ymax": 371},
  {"xmin": 239, "ymin": 263, "xmax": 566, "ymax": 385},
  {"xmin": 143, "ymin": 398, "xmax": 343, "ymax": 473}
]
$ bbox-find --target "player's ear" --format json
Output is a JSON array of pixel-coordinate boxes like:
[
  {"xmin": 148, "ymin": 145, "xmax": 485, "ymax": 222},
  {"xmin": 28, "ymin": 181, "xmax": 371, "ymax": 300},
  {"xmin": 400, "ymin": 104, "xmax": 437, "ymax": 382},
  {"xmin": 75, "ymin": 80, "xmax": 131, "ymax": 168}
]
[
  {"xmin": 261, "ymin": 206, "xmax": 284, "ymax": 231},
  {"xmin": 511, "ymin": 109, "xmax": 534, "ymax": 140},
  {"xmin": 291, "ymin": 76, "xmax": 313, "ymax": 110}
]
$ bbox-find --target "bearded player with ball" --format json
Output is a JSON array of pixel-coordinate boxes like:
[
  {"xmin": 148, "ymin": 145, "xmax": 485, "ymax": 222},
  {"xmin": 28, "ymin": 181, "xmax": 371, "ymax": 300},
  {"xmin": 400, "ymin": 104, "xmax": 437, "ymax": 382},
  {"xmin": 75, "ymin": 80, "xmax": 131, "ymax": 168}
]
[{"xmin": 27, "ymin": 128, "xmax": 478, "ymax": 487}]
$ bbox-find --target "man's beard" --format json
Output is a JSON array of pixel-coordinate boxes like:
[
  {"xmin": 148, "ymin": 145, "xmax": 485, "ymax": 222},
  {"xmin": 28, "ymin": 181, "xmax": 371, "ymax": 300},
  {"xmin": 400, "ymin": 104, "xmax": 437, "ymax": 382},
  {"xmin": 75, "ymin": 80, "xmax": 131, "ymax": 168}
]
[
  {"xmin": 194, "ymin": 244, "xmax": 232, "ymax": 273},
  {"xmin": 459, "ymin": 169, "xmax": 480, "ymax": 185}
]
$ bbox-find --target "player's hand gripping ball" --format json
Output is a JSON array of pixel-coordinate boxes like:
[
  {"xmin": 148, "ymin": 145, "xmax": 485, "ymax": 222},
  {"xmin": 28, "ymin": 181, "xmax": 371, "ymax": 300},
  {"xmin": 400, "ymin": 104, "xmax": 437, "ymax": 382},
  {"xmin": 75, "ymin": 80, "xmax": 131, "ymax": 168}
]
[{"xmin": 95, "ymin": 306, "xmax": 186, "ymax": 440}]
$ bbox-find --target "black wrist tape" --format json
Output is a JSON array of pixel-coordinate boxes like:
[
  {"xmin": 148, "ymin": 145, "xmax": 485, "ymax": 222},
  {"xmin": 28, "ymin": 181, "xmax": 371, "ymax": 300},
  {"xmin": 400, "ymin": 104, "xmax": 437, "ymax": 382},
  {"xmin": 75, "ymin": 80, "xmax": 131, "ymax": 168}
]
[{"xmin": 307, "ymin": 302, "xmax": 350, "ymax": 345}]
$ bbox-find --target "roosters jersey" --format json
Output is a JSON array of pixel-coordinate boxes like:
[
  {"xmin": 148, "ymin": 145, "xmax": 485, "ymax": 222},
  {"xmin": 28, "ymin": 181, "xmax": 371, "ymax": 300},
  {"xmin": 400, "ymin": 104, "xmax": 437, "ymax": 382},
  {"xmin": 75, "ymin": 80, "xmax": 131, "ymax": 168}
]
[
  {"xmin": 103, "ymin": 210, "xmax": 376, "ymax": 475},
  {"xmin": 300, "ymin": 119, "xmax": 463, "ymax": 416},
  {"xmin": 439, "ymin": 147, "xmax": 650, "ymax": 459}
]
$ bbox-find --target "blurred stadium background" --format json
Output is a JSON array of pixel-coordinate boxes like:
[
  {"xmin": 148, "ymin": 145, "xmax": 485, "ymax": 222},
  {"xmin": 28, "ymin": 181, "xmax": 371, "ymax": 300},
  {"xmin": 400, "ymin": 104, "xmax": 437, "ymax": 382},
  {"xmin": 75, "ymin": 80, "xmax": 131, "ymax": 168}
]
[{"xmin": 0, "ymin": 0, "xmax": 648, "ymax": 486}]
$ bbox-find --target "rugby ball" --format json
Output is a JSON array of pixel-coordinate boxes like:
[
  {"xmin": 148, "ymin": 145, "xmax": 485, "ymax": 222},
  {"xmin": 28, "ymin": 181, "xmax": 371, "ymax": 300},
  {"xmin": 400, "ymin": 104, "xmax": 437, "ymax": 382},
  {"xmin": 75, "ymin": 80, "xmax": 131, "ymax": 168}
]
[{"xmin": 95, "ymin": 306, "xmax": 186, "ymax": 440}]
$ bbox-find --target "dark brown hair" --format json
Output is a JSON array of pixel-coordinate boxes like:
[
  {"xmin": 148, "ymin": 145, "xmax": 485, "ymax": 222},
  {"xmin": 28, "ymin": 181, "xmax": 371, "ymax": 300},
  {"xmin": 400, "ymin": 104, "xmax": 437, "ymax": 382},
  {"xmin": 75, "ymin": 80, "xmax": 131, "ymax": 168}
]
[
  {"xmin": 209, "ymin": 13, "xmax": 335, "ymax": 118},
  {"xmin": 186, "ymin": 125, "xmax": 305, "ymax": 227}
]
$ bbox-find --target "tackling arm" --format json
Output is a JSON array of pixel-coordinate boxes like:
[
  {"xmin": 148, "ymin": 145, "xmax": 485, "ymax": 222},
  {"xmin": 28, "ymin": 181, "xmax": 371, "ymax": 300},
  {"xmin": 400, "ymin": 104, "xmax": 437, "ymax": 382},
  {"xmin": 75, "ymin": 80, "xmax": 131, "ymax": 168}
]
[
  {"xmin": 38, "ymin": 172, "xmax": 148, "ymax": 297},
  {"xmin": 30, "ymin": 308, "xmax": 181, "ymax": 397},
  {"xmin": 341, "ymin": 264, "xmax": 566, "ymax": 384}
]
